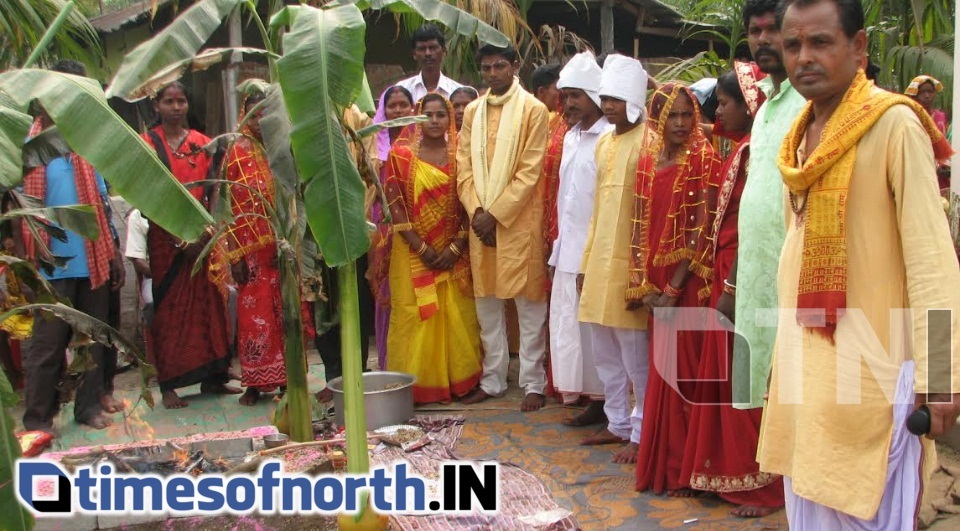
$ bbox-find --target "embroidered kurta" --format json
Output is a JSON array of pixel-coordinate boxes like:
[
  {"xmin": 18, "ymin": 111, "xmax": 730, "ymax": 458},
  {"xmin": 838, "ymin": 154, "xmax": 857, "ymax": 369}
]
[
  {"xmin": 758, "ymin": 103, "xmax": 960, "ymax": 519},
  {"xmin": 456, "ymin": 90, "xmax": 550, "ymax": 301},
  {"xmin": 733, "ymin": 78, "xmax": 807, "ymax": 408},
  {"xmin": 578, "ymin": 124, "xmax": 652, "ymax": 330}
]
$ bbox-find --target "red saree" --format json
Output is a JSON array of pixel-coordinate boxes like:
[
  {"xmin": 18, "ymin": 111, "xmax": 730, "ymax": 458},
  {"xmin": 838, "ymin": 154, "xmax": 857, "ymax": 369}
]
[
  {"xmin": 542, "ymin": 112, "xmax": 569, "ymax": 265},
  {"xmin": 225, "ymin": 135, "xmax": 286, "ymax": 391},
  {"xmin": 631, "ymin": 84, "xmax": 723, "ymax": 494},
  {"xmin": 143, "ymin": 127, "xmax": 231, "ymax": 392},
  {"xmin": 679, "ymin": 135, "xmax": 784, "ymax": 506}
]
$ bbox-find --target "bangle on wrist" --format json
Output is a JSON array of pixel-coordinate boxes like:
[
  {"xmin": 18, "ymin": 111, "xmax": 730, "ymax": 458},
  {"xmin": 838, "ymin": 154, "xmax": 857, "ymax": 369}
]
[
  {"xmin": 663, "ymin": 284, "xmax": 682, "ymax": 298},
  {"xmin": 722, "ymin": 278, "xmax": 736, "ymax": 295},
  {"xmin": 448, "ymin": 242, "xmax": 463, "ymax": 257},
  {"xmin": 415, "ymin": 241, "xmax": 428, "ymax": 256}
]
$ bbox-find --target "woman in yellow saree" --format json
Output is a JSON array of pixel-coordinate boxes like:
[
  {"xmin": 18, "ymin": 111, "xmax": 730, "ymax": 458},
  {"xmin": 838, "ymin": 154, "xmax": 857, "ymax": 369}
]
[{"xmin": 383, "ymin": 93, "xmax": 481, "ymax": 404}]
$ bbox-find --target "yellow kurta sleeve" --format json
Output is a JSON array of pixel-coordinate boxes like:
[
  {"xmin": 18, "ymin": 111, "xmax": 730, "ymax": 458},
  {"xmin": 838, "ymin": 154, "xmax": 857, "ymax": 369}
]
[
  {"xmin": 580, "ymin": 134, "xmax": 609, "ymax": 273},
  {"xmin": 486, "ymin": 100, "xmax": 549, "ymax": 228},
  {"xmin": 456, "ymin": 101, "xmax": 482, "ymax": 218},
  {"xmin": 887, "ymin": 106, "xmax": 960, "ymax": 394}
]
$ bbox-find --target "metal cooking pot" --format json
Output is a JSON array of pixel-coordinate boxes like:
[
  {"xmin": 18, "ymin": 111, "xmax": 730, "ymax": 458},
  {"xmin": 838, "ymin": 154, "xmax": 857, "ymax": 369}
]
[{"xmin": 326, "ymin": 371, "xmax": 416, "ymax": 431}]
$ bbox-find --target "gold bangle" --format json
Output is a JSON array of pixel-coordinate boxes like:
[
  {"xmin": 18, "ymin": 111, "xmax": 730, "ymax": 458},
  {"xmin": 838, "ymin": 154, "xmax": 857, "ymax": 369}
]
[
  {"xmin": 415, "ymin": 242, "xmax": 428, "ymax": 256},
  {"xmin": 448, "ymin": 242, "xmax": 463, "ymax": 257},
  {"xmin": 663, "ymin": 284, "xmax": 682, "ymax": 298}
]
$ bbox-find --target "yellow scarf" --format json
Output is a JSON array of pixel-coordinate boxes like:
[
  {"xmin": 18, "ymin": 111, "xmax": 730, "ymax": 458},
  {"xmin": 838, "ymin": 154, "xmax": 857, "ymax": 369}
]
[
  {"xmin": 470, "ymin": 78, "xmax": 526, "ymax": 207},
  {"xmin": 777, "ymin": 69, "xmax": 952, "ymax": 339}
]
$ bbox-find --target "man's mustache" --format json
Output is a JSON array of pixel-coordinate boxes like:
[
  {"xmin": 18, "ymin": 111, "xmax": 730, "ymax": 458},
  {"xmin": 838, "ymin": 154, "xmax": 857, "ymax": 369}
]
[{"xmin": 754, "ymin": 46, "xmax": 781, "ymax": 59}]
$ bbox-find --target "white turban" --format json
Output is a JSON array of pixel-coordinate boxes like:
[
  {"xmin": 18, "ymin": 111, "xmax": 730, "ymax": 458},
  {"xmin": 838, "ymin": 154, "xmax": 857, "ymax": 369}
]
[
  {"xmin": 557, "ymin": 51, "xmax": 602, "ymax": 109},
  {"xmin": 598, "ymin": 54, "xmax": 649, "ymax": 123}
]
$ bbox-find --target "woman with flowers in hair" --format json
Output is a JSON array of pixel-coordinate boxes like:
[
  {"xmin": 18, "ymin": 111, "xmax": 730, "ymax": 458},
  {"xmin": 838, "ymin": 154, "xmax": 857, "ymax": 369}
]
[
  {"xmin": 383, "ymin": 93, "xmax": 481, "ymax": 404},
  {"xmin": 628, "ymin": 82, "xmax": 723, "ymax": 495},
  {"xmin": 679, "ymin": 64, "xmax": 784, "ymax": 516}
]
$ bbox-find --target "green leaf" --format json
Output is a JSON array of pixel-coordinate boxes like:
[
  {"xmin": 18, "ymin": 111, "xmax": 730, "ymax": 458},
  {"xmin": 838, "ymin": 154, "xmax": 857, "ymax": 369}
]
[
  {"xmin": 0, "ymin": 69, "xmax": 214, "ymax": 241},
  {"xmin": 0, "ymin": 100, "xmax": 31, "ymax": 189},
  {"xmin": 0, "ymin": 366, "xmax": 33, "ymax": 531},
  {"xmin": 125, "ymin": 47, "xmax": 278, "ymax": 102},
  {"xmin": 356, "ymin": 115, "xmax": 428, "ymax": 138},
  {"xmin": 357, "ymin": 75, "xmax": 376, "ymax": 116},
  {"xmin": 20, "ymin": 126, "xmax": 71, "ymax": 170},
  {"xmin": 0, "ymin": 204, "xmax": 99, "ymax": 241},
  {"xmin": 106, "ymin": 0, "xmax": 246, "ymax": 101},
  {"xmin": 342, "ymin": 0, "xmax": 510, "ymax": 47},
  {"xmin": 275, "ymin": 4, "xmax": 370, "ymax": 266}
]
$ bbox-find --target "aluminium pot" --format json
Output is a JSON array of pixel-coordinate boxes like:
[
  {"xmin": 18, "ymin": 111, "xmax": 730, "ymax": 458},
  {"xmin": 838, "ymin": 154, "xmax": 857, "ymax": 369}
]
[{"xmin": 326, "ymin": 371, "xmax": 416, "ymax": 431}]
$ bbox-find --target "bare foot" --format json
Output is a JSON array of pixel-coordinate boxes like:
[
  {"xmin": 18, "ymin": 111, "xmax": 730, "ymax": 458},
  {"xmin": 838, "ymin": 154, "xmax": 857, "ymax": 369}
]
[
  {"xmin": 562, "ymin": 400, "xmax": 606, "ymax": 426},
  {"xmin": 521, "ymin": 393, "xmax": 545, "ymax": 412},
  {"xmin": 731, "ymin": 505, "xmax": 781, "ymax": 518},
  {"xmin": 667, "ymin": 488, "xmax": 698, "ymax": 498},
  {"xmin": 315, "ymin": 388, "xmax": 334, "ymax": 403},
  {"xmin": 200, "ymin": 382, "xmax": 243, "ymax": 395},
  {"xmin": 239, "ymin": 388, "xmax": 260, "ymax": 406},
  {"xmin": 612, "ymin": 442, "xmax": 638, "ymax": 464},
  {"xmin": 80, "ymin": 414, "xmax": 114, "ymax": 430},
  {"xmin": 162, "ymin": 390, "xmax": 188, "ymax": 409},
  {"xmin": 100, "ymin": 395, "xmax": 125, "ymax": 414},
  {"xmin": 580, "ymin": 427, "xmax": 628, "ymax": 446},
  {"xmin": 461, "ymin": 388, "xmax": 493, "ymax": 405}
]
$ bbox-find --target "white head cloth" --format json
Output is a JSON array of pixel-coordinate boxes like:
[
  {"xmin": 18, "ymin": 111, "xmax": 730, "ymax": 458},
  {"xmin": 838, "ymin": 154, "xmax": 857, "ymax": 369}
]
[
  {"xmin": 598, "ymin": 54, "xmax": 649, "ymax": 123},
  {"xmin": 557, "ymin": 51, "xmax": 602, "ymax": 109}
]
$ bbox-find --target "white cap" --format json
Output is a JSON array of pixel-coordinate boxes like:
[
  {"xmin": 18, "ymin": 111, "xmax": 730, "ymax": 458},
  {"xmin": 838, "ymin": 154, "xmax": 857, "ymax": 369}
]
[
  {"xmin": 557, "ymin": 51, "xmax": 602, "ymax": 109},
  {"xmin": 598, "ymin": 54, "xmax": 649, "ymax": 123},
  {"xmin": 688, "ymin": 78, "xmax": 717, "ymax": 105}
]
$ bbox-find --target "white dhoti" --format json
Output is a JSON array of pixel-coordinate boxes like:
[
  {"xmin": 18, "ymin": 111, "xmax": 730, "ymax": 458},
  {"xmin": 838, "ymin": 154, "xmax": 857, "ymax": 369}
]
[
  {"xmin": 476, "ymin": 295, "xmax": 548, "ymax": 396},
  {"xmin": 783, "ymin": 361, "xmax": 922, "ymax": 530},
  {"xmin": 585, "ymin": 323, "xmax": 649, "ymax": 442},
  {"xmin": 550, "ymin": 271, "xmax": 604, "ymax": 403}
]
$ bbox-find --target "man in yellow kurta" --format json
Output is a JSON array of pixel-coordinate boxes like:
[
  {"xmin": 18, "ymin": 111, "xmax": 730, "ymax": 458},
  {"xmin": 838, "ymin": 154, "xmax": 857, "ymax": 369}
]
[
  {"xmin": 456, "ymin": 44, "xmax": 550, "ymax": 411},
  {"xmin": 758, "ymin": 0, "xmax": 960, "ymax": 527},
  {"xmin": 576, "ymin": 54, "xmax": 652, "ymax": 463}
]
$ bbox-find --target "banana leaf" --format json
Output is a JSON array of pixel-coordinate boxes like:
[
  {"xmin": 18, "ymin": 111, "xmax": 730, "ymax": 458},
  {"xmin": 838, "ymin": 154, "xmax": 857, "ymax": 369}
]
[
  {"xmin": 20, "ymin": 126, "xmax": 71, "ymax": 170},
  {"xmin": 0, "ymin": 101, "xmax": 31, "ymax": 189},
  {"xmin": 274, "ymin": 4, "xmax": 370, "ymax": 267},
  {"xmin": 340, "ymin": 0, "xmax": 510, "ymax": 47},
  {"xmin": 0, "ymin": 368, "xmax": 32, "ymax": 531},
  {"xmin": 124, "ymin": 47, "xmax": 279, "ymax": 101},
  {"xmin": 0, "ymin": 204, "xmax": 98, "ymax": 241},
  {"xmin": 355, "ymin": 115, "xmax": 428, "ymax": 138},
  {"xmin": 0, "ymin": 69, "xmax": 214, "ymax": 242},
  {"xmin": 106, "ymin": 0, "xmax": 247, "ymax": 101},
  {"xmin": 0, "ymin": 254, "xmax": 62, "ymax": 304}
]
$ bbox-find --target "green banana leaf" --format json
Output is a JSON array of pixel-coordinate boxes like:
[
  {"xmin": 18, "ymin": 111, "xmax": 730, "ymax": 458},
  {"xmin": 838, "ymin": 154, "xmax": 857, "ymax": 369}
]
[
  {"xmin": 340, "ymin": 0, "xmax": 510, "ymax": 47},
  {"xmin": 0, "ymin": 204, "xmax": 99, "ymax": 241},
  {"xmin": 125, "ymin": 47, "xmax": 279, "ymax": 101},
  {"xmin": 355, "ymin": 115, "xmax": 428, "ymax": 138},
  {"xmin": 0, "ymin": 101, "xmax": 31, "ymax": 189},
  {"xmin": 357, "ymin": 74, "xmax": 376, "ymax": 115},
  {"xmin": 274, "ymin": 4, "xmax": 370, "ymax": 266},
  {"xmin": 0, "ymin": 254, "xmax": 61, "ymax": 305},
  {"xmin": 0, "ymin": 367, "xmax": 32, "ymax": 531},
  {"xmin": 106, "ymin": 0, "xmax": 246, "ymax": 101},
  {"xmin": 0, "ymin": 69, "xmax": 214, "ymax": 242}
]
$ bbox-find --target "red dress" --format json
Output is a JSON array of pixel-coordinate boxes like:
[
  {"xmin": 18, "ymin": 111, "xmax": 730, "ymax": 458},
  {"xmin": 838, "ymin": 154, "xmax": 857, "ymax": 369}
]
[
  {"xmin": 142, "ymin": 127, "xmax": 231, "ymax": 392},
  {"xmin": 679, "ymin": 138, "xmax": 784, "ymax": 507},
  {"xmin": 225, "ymin": 138, "xmax": 287, "ymax": 391}
]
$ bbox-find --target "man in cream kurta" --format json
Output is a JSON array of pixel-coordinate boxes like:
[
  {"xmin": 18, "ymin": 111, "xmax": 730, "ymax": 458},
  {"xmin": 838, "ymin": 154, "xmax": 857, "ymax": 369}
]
[
  {"xmin": 576, "ymin": 54, "xmax": 651, "ymax": 463},
  {"xmin": 549, "ymin": 52, "xmax": 610, "ymax": 418},
  {"xmin": 457, "ymin": 44, "xmax": 550, "ymax": 411},
  {"xmin": 758, "ymin": 1, "xmax": 960, "ymax": 528}
]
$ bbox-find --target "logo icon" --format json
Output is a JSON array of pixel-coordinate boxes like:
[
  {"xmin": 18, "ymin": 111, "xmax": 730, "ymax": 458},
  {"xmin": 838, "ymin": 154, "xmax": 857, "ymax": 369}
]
[{"xmin": 17, "ymin": 460, "xmax": 72, "ymax": 514}]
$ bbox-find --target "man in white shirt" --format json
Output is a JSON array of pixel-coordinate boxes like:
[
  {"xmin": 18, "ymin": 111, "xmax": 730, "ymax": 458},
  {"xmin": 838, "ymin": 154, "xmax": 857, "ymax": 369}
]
[
  {"xmin": 549, "ymin": 51, "xmax": 611, "ymax": 426},
  {"xmin": 395, "ymin": 24, "xmax": 462, "ymax": 103}
]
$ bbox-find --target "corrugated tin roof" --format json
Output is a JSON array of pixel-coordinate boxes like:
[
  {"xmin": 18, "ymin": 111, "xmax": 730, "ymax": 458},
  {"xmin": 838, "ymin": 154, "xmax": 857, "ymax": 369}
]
[{"xmin": 90, "ymin": 0, "xmax": 175, "ymax": 34}]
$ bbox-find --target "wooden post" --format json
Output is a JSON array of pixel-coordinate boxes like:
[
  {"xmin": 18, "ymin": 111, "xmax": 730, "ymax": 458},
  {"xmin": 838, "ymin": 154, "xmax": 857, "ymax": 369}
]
[
  {"xmin": 222, "ymin": 9, "xmax": 242, "ymax": 132},
  {"xmin": 601, "ymin": 0, "xmax": 615, "ymax": 54}
]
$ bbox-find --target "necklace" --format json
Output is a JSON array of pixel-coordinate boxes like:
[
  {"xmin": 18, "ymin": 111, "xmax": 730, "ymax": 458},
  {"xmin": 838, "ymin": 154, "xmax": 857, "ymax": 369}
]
[
  {"xmin": 789, "ymin": 189, "xmax": 809, "ymax": 226},
  {"xmin": 165, "ymin": 129, "xmax": 187, "ymax": 152}
]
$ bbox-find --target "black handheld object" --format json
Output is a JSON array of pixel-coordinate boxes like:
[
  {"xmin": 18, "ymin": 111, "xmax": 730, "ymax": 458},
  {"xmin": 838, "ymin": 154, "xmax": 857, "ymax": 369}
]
[{"xmin": 906, "ymin": 405, "xmax": 931, "ymax": 436}]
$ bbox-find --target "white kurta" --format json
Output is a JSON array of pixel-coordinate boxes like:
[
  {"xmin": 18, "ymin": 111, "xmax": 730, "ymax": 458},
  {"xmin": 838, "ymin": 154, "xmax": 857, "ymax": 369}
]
[{"xmin": 548, "ymin": 118, "xmax": 612, "ymax": 402}]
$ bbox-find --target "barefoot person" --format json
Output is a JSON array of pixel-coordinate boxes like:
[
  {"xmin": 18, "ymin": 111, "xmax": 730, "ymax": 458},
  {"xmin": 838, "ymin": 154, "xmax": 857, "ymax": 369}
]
[
  {"xmin": 759, "ymin": 0, "xmax": 960, "ymax": 527},
  {"xmin": 549, "ymin": 51, "xmax": 610, "ymax": 423},
  {"xmin": 224, "ymin": 88, "xmax": 287, "ymax": 406},
  {"xmin": 576, "ymin": 55, "xmax": 653, "ymax": 463},
  {"xmin": 630, "ymin": 83, "xmax": 722, "ymax": 494},
  {"xmin": 384, "ymin": 94, "xmax": 482, "ymax": 403},
  {"xmin": 20, "ymin": 60, "xmax": 127, "ymax": 432},
  {"xmin": 679, "ymin": 64, "xmax": 784, "ymax": 517},
  {"xmin": 456, "ymin": 43, "xmax": 550, "ymax": 412},
  {"xmin": 142, "ymin": 81, "xmax": 238, "ymax": 409}
]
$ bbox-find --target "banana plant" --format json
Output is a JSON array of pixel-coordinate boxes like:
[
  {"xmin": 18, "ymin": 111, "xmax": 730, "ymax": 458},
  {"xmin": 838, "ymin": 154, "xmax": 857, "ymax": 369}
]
[{"xmin": 103, "ymin": 3, "xmax": 508, "ymax": 517}]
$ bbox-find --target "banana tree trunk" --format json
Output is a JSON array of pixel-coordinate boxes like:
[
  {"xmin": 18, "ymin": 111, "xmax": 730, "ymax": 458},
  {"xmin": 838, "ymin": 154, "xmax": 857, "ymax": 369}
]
[
  {"xmin": 279, "ymin": 194, "xmax": 312, "ymax": 442},
  {"xmin": 338, "ymin": 260, "xmax": 369, "ymax": 474}
]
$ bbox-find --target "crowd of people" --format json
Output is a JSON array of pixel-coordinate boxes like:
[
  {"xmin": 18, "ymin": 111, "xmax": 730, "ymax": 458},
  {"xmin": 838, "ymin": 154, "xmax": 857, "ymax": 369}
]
[{"xmin": 6, "ymin": 0, "xmax": 960, "ymax": 527}]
